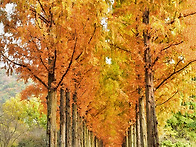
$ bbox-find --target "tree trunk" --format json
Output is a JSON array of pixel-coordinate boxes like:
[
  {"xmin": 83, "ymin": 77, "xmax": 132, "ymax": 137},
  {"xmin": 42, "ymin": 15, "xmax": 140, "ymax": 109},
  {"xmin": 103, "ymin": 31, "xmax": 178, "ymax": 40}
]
[
  {"xmin": 47, "ymin": 88, "xmax": 57, "ymax": 147},
  {"xmin": 60, "ymin": 88, "xmax": 66, "ymax": 147},
  {"xmin": 83, "ymin": 122, "xmax": 87, "ymax": 147},
  {"xmin": 46, "ymin": 50, "xmax": 58, "ymax": 147},
  {"xmin": 136, "ymin": 104, "xmax": 140, "ymax": 147},
  {"xmin": 153, "ymin": 103, "xmax": 159, "ymax": 146},
  {"xmin": 143, "ymin": 9, "xmax": 159, "ymax": 147},
  {"xmin": 126, "ymin": 130, "xmax": 129, "ymax": 147},
  {"xmin": 87, "ymin": 130, "xmax": 90, "ymax": 147},
  {"xmin": 90, "ymin": 131, "xmax": 94, "ymax": 147},
  {"xmin": 94, "ymin": 136, "xmax": 97, "ymax": 147},
  {"xmin": 66, "ymin": 88, "xmax": 72, "ymax": 147},
  {"xmin": 78, "ymin": 115, "xmax": 83, "ymax": 147},
  {"xmin": 72, "ymin": 91, "xmax": 78, "ymax": 146},
  {"xmin": 139, "ymin": 96, "xmax": 147, "ymax": 147},
  {"xmin": 133, "ymin": 125, "xmax": 136, "ymax": 147},
  {"xmin": 129, "ymin": 125, "xmax": 133, "ymax": 147}
]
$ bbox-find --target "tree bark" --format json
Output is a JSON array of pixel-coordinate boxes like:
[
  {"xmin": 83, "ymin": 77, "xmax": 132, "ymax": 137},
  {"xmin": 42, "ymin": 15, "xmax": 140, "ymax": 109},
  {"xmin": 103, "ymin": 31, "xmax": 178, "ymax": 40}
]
[
  {"xmin": 83, "ymin": 122, "xmax": 87, "ymax": 147},
  {"xmin": 129, "ymin": 125, "xmax": 133, "ymax": 147},
  {"xmin": 133, "ymin": 125, "xmax": 136, "ymax": 147},
  {"xmin": 60, "ymin": 88, "xmax": 66, "ymax": 147},
  {"xmin": 90, "ymin": 131, "xmax": 94, "ymax": 147},
  {"xmin": 143, "ymin": 9, "xmax": 159, "ymax": 147},
  {"xmin": 87, "ymin": 130, "xmax": 90, "ymax": 147},
  {"xmin": 66, "ymin": 88, "xmax": 72, "ymax": 147},
  {"xmin": 47, "ymin": 66, "xmax": 57, "ymax": 147},
  {"xmin": 139, "ymin": 96, "xmax": 147, "ymax": 147},
  {"xmin": 126, "ymin": 130, "xmax": 129, "ymax": 147},
  {"xmin": 47, "ymin": 88, "xmax": 57, "ymax": 147},
  {"xmin": 136, "ymin": 104, "xmax": 141, "ymax": 147},
  {"xmin": 78, "ymin": 115, "xmax": 83, "ymax": 147},
  {"xmin": 72, "ymin": 91, "xmax": 78, "ymax": 146},
  {"xmin": 94, "ymin": 136, "xmax": 98, "ymax": 147}
]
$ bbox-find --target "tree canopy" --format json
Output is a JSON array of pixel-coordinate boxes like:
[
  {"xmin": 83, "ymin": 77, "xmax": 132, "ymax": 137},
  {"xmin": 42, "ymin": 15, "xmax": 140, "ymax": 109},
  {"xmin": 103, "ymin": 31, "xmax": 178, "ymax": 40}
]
[{"xmin": 0, "ymin": 0, "xmax": 195, "ymax": 146}]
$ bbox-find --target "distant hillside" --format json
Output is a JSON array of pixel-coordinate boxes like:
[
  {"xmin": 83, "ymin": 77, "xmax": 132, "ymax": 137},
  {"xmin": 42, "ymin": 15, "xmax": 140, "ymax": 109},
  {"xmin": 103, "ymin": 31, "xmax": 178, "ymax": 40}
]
[{"xmin": 0, "ymin": 69, "xmax": 27, "ymax": 103}]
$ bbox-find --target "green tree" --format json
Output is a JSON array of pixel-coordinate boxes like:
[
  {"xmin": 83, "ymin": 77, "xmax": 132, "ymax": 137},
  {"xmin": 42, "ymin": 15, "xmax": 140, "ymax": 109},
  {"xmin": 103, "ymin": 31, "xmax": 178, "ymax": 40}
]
[{"xmin": 0, "ymin": 95, "xmax": 46, "ymax": 147}]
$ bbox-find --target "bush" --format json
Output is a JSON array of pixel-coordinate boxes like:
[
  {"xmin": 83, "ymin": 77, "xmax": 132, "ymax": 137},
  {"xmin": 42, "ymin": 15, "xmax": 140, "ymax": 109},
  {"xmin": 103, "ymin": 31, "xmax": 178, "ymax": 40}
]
[
  {"xmin": 160, "ymin": 140, "xmax": 191, "ymax": 147},
  {"xmin": 17, "ymin": 135, "xmax": 46, "ymax": 147}
]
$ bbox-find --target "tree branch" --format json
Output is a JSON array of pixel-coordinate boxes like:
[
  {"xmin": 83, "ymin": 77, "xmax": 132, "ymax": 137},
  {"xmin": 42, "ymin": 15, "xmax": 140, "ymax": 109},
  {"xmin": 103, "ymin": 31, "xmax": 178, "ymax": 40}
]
[
  {"xmin": 29, "ymin": 33, "xmax": 49, "ymax": 72},
  {"xmin": 174, "ymin": 59, "xmax": 182, "ymax": 72},
  {"xmin": 37, "ymin": 0, "xmax": 48, "ymax": 18},
  {"xmin": 162, "ymin": 41, "xmax": 183, "ymax": 51},
  {"xmin": 155, "ymin": 59, "xmax": 196, "ymax": 90},
  {"xmin": 152, "ymin": 41, "xmax": 183, "ymax": 67},
  {"xmin": 56, "ymin": 36, "xmax": 77, "ymax": 89},
  {"xmin": 0, "ymin": 53, "xmax": 48, "ymax": 89},
  {"xmin": 167, "ymin": 11, "xmax": 196, "ymax": 25},
  {"xmin": 156, "ymin": 91, "xmax": 178, "ymax": 107},
  {"xmin": 30, "ymin": 7, "xmax": 50, "ymax": 25},
  {"xmin": 109, "ymin": 43, "xmax": 131, "ymax": 53},
  {"xmin": 88, "ymin": 23, "xmax": 97, "ymax": 44}
]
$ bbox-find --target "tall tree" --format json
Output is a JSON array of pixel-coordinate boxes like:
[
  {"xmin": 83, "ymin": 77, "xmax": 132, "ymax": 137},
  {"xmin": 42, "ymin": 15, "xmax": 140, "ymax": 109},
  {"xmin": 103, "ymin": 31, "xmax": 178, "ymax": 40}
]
[
  {"xmin": 83, "ymin": 49, "xmax": 137, "ymax": 146},
  {"xmin": 107, "ymin": 0, "xmax": 196, "ymax": 146},
  {"xmin": 0, "ymin": 0, "xmax": 107, "ymax": 146}
]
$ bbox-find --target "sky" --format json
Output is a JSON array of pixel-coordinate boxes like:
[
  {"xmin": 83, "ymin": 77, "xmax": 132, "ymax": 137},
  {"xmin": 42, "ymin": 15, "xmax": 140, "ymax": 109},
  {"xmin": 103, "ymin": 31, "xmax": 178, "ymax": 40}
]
[{"xmin": 0, "ymin": 3, "xmax": 17, "ymax": 68}]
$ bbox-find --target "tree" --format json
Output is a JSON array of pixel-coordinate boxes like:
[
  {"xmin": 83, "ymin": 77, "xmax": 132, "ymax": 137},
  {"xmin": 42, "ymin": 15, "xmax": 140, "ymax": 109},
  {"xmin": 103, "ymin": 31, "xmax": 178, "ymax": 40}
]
[
  {"xmin": 107, "ymin": 0, "xmax": 196, "ymax": 146},
  {"xmin": 0, "ymin": 0, "xmax": 107, "ymax": 146},
  {"xmin": 0, "ymin": 95, "xmax": 46, "ymax": 147},
  {"xmin": 83, "ymin": 50, "xmax": 137, "ymax": 146}
]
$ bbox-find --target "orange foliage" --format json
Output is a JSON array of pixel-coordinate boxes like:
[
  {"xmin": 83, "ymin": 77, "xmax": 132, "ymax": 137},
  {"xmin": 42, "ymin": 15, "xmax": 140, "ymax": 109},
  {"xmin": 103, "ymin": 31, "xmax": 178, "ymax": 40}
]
[{"xmin": 1, "ymin": 0, "xmax": 196, "ymax": 146}]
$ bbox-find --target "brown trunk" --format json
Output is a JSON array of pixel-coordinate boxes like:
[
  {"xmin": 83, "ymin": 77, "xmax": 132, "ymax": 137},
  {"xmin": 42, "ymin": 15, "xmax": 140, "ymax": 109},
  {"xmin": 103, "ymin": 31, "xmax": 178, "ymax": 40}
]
[
  {"xmin": 136, "ymin": 104, "xmax": 140, "ymax": 147},
  {"xmin": 129, "ymin": 125, "xmax": 133, "ymax": 147},
  {"xmin": 126, "ymin": 130, "xmax": 129, "ymax": 147},
  {"xmin": 78, "ymin": 115, "xmax": 83, "ymax": 147},
  {"xmin": 139, "ymin": 96, "xmax": 147, "ymax": 147},
  {"xmin": 83, "ymin": 122, "xmax": 87, "ymax": 147},
  {"xmin": 128, "ymin": 126, "xmax": 131, "ymax": 147},
  {"xmin": 60, "ymin": 88, "xmax": 66, "ymax": 147},
  {"xmin": 90, "ymin": 131, "xmax": 94, "ymax": 147},
  {"xmin": 133, "ymin": 125, "xmax": 136, "ymax": 147},
  {"xmin": 47, "ymin": 88, "xmax": 57, "ymax": 147},
  {"xmin": 47, "ymin": 66, "xmax": 57, "ymax": 147},
  {"xmin": 66, "ymin": 88, "xmax": 72, "ymax": 147},
  {"xmin": 94, "ymin": 136, "xmax": 97, "ymax": 147},
  {"xmin": 153, "ymin": 103, "xmax": 159, "ymax": 146},
  {"xmin": 87, "ymin": 130, "xmax": 90, "ymax": 147},
  {"xmin": 72, "ymin": 91, "xmax": 78, "ymax": 146},
  {"xmin": 143, "ymin": 9, "xmax": 159, "ymax": 147}
]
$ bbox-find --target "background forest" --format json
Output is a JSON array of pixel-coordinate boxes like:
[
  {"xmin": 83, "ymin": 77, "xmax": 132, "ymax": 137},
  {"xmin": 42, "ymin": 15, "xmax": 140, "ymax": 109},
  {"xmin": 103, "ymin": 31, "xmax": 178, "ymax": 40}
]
[{"xmin": 0, "ymin": 0, "xmax": 196, "ymax": 147}]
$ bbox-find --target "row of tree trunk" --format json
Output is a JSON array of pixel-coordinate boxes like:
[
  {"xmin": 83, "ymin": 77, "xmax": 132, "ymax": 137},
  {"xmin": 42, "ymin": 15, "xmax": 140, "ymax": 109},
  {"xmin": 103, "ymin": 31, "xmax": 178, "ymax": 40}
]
[
  {"xmin": 59, "ymin": 88, "xmax": 103, "ymax": 147},
  {"xmin": 122, "ymin": 96, "xmax": 147, "ymax": 147},
  {"xmin": 122, "ymin": 9, "xmax": 160, "ymax": 147}
]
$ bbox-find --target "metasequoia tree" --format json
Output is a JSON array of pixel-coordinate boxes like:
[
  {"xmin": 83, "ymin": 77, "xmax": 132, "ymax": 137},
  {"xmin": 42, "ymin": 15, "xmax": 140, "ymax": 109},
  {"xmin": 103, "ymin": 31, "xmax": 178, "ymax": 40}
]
[
  {"xmin": 82, "ymin": 47, "xmax": 138, "ymax": 146},
  {"xmin": 107, "ymin": 0, "xmax": 196, "ymax": 146},
  {"xmin": 0, "ymin": 0, "xmax": 107, "ymax": 146},
  {"xmin": 58, "ymin": 78, "xmax": 105, "ymax": 147}
]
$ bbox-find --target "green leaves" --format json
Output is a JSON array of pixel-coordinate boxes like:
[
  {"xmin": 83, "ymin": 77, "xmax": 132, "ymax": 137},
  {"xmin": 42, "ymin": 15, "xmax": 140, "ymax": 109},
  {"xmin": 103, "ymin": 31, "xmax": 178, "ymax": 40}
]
[{"xmin": 2, "ymin": 95, "xmax": 47, "ymax": 128}]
